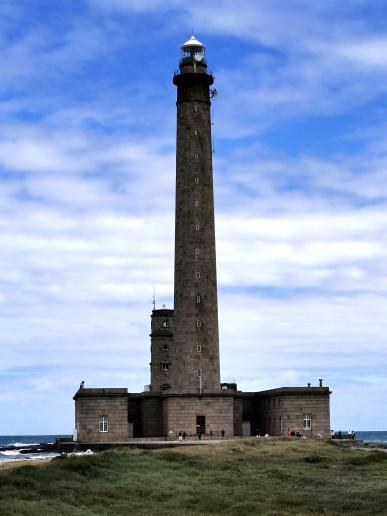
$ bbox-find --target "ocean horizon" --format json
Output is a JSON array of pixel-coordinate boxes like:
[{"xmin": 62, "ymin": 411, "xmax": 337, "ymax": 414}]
[{"xmin": 1, "ymin": 431, "xmax": 386, "ymax": 462}]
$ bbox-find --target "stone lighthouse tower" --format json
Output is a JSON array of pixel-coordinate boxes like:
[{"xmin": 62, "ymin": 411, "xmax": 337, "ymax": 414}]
[
  {"xmin": 172, "ymin": 36, "xmax": 220, "ymax": 393},
  {"xmin": 150, "ymin": 36, "xmax": 220, "ymax": 395}
]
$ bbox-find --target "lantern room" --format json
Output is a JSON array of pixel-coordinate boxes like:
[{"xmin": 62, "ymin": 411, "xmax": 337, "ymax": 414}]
[{"xmin": 179, "ymin": 35, "xmax": 207, "ymax": 68}]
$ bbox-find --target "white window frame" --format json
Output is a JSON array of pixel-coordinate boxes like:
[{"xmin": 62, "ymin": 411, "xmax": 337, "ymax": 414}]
[
  {"xmin": 99, "ymin": 415, "xmax": 108, "ymax": 433},
  {"xmin": 303, "ymin": 414, "xmax": 311, "ymax": 431}
]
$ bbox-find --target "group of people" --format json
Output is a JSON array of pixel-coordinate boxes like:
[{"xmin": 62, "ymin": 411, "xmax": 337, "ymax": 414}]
[
  {"xmin": 331, "ymin": 429, "xmax": 356, "ymax": 440},
  {"xmin": 177, "ymin": 429, "xmax": 226, "ymax": 441}
]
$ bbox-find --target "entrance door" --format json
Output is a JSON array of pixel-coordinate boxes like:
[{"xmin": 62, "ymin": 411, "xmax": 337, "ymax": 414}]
[
  {"xmin": 196, "ymin": 415, "xmax": 205, "ymax": 435},
  {"xmin": 242, "ymin": 420, "xmax": 251, "ymax": 437}
]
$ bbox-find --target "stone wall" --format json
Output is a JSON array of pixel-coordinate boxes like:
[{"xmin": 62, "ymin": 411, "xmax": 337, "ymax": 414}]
[
  {"xmin": 243, "ymin": 388, "xmax": 331, "ymax": 438},
  {"xmin": 162, "ymin": 395, "xmax": 234, "ymax": 438},
  {"xmin": 75, "ymin": 389, "xmax": 128, "ymax": 442}
]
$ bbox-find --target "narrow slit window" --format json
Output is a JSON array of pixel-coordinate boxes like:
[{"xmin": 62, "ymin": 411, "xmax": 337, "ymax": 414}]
[
  {"xmin": 196, "ymin": 320, "xmax": 202, "ymax": 327},
  {"xmin": 194, "ymin": 130, "xmax": 198, "ymax": 135},
  {"xmin": 195, "ymin": 224, "xmax": 200, "ymax": 231},
  {"xmin": 197, "ymin": 369, "xmax": 202, "ymax": 377},
  {"xmin": 194, "ymin": 153, "xmax": 199, "ymax": 160},
  {"xmin": 196, "ymin": 294, "xmax": 201, "ymax": 303},
  {"xmin": 195, "ymin": 248, "xmax": 200, "ymax": 255},
  {"xmin": 194, "ymin": 200, "xmax": 199, "ymax": 207},
  {"xmin": 194, "ymin": 177, "xmax": 199, "ymax": 183},
  {"xmin": 195, "ymin": 272, "xmax": 200, "ymax": 279},
  {"xmin": 197, "ymin": 344, "xmax": 202, "ymax": 352}
]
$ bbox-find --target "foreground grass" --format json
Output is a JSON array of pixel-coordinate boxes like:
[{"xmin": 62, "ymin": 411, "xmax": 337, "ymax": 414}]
[{"xmin": 1, "ymin": 439, "xmax": 387, "ymax": 515}]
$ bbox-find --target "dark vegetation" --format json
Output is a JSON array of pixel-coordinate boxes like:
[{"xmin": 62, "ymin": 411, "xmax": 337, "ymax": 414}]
[{"xmin": 1, "ymin": 438, "xmax": 387, "ymax": 515}]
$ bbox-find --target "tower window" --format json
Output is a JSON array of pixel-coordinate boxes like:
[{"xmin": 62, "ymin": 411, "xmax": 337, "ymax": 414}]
[
  {"xmin": 195, "ymin": 224, "xmax": 200, "ymax": 231},
  {"xmin": 194, "ymin": 153, "xmax": 198, "ymax": 160},
  {"xmin": 195, "ymin": 248, "xmax": 200, "ymax": 255},
  {"xmin": 99, "ymin": 416, "xmax": 108, "ymax": 433},
  {"xmin": 160, "ymin": 384, "xmax": 171, "ymax": 392},
  {"xmin": 163, "ymin": 344, "xmax": 169, "ymax": 352},
  {"xmin": 194, "ymin": 200, "xmax": 199, "ymax": 207},
  {"xmin": 196, "ymin": 320, "xmax": 202, "ymax": 327},
  {"xmin": 194, "ymin": 105, "xmax": 198, "ymax": 113},
  {"xmin": 197, "ymin": 369, "xmax": 202, "ymax": 377},
  {"xmin": 194, "ymin": 177, "xmax": 199, "ymax": 183},
  {"xmin": 303, "ymin": 414, "xmax": 311, "ymax": 431},
  {"xmin": 162, "ymin": 320, "xmax": 169, "ymax": 328},
  {"xmin": 196, "ymin": 294, "xmax": 201, "ymax": 303},
  {"xmin": 195, "ymin": 272, "xmax": 200, "ymax": 279},
  {"xmin": 161, "ymin": 362, "xmax": 170, "ymax": 371},
  {"xmin": 197, "ymin": 344, "xmax": 202, "ymax": 352}
]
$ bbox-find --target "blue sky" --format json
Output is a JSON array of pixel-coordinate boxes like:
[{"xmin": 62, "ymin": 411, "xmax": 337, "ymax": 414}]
[{"xmin": 1, "ymin": 0, "xmax": 387, "ymax": 434}]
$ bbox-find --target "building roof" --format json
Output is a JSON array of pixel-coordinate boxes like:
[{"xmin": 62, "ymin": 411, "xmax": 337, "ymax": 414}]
[{"xmin": 181, "ymin": 35, "xmax": 205, "ymax": 49}]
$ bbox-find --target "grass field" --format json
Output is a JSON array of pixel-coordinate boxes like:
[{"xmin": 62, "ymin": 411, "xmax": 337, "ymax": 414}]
[{"xmin": 0, "ymin": 438, "xmax": 386, "ymax": 515}]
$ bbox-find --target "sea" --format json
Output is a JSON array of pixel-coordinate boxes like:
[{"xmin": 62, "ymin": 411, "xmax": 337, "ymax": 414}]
[
  {"xmin": 0, "ymin": 431, "xmax": 386, "ymax": 462},
  {"xmin": 0, "ymin": 435, "xmax": 71, "ymax": 462}
]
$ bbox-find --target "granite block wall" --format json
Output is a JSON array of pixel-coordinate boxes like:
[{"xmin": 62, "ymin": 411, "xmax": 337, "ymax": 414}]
[
  {"xmin": 163, "ymin": 395, "xmax": 234, "ymax": 438},
  {"xmin": 75, "ymin": 393, "xmax": 128, "ymax": 442}
]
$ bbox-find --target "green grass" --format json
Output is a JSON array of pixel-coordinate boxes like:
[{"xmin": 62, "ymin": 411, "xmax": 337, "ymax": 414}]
[{"xmin": 1, "ymin": 439, "xmax": 387, "ymax": 515}]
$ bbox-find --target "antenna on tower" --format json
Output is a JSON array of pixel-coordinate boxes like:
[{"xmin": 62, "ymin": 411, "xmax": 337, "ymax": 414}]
[{"xmin": 152, "ymin": 285, "xmax": 156, "ymax": 310}]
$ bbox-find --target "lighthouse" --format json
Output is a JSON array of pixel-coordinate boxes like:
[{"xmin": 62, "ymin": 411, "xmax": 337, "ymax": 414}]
[
  {"xmin": 73, "ymin": 36, "xmax": 331, "ymax": 443},
  {"xmin": 172, "ymin": 36, "xmax": 220, "ymax": 393}
]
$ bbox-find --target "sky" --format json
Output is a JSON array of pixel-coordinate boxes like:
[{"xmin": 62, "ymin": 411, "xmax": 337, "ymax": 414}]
[{"xmin": 1, "ymin": 0, "xmax": 387, "ymax": 434}]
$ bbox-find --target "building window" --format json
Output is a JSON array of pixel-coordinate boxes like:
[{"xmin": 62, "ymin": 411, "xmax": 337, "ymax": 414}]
[
  {"xmin": 163, "ymin": 344, "xmax": 169, "ymax": 352},
  {"xmin": 195, "ymin": 224, "xmax": 200, "ymax": 231},
  {"xmin": 195, "ymin": 271, "xmax": 200, "ymax": 279},
  {"xmin": 197, "ymin": 369, "xmax": 202, "ymax": 377},
  {"xmin": 162, "ymin": 320, "xmax": 169, "ymax": 328},
  {"xmin": 194, "ymin": 130, "xmax": 198, "ymax": 135},
  {"xmin": 161, "ymin": 362, "xmax": 170, "ymax": 371},
  {"xmin": 194, "ymin": 105, "xmax": 198, "ymax": 113},
  {"xmin": 197, "ymin": 344, "xmax": 202, "ymax": 352},
  {"xmin": 195, "ymin": 248, "xmax": 200, "ymax": 255},
  {"xmin": 194, "ymin": 153, "xmax": 198, "ymax": 160},
  {"xmin": 194, "ymin": 177, "xmax": 199, "ymax": 183},
  {"xmin": 196, "ymin": 320, "xmax": 202, "ymax": 327},
  {"xmin": 99, "ymin": 415, "xmax": 108, "ymax": 433},
  {"xmin": 194, "ymin": 200, "xmax": 199, "ymax": 207},
  {"xmin": 160, "ymin": 384, "xmax": 170, "ymax": 392},
  {"xmin": 196, "ymin": 294, "xmax": 201, "ymax": 303},
  {"xmin": 303, "ymin": 414, "xmax": 311, "ymax": 431}
]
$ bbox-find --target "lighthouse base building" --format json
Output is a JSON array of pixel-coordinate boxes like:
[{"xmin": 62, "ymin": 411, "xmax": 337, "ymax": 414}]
[{"xmin": 73, "ymin": 36, "xmax": 330, "ymax": 442}]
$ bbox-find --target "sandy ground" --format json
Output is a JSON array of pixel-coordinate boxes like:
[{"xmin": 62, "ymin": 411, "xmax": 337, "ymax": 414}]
[{"xmin": 0, "ymin": 458, "xmax": 53, "ymax": 470}]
